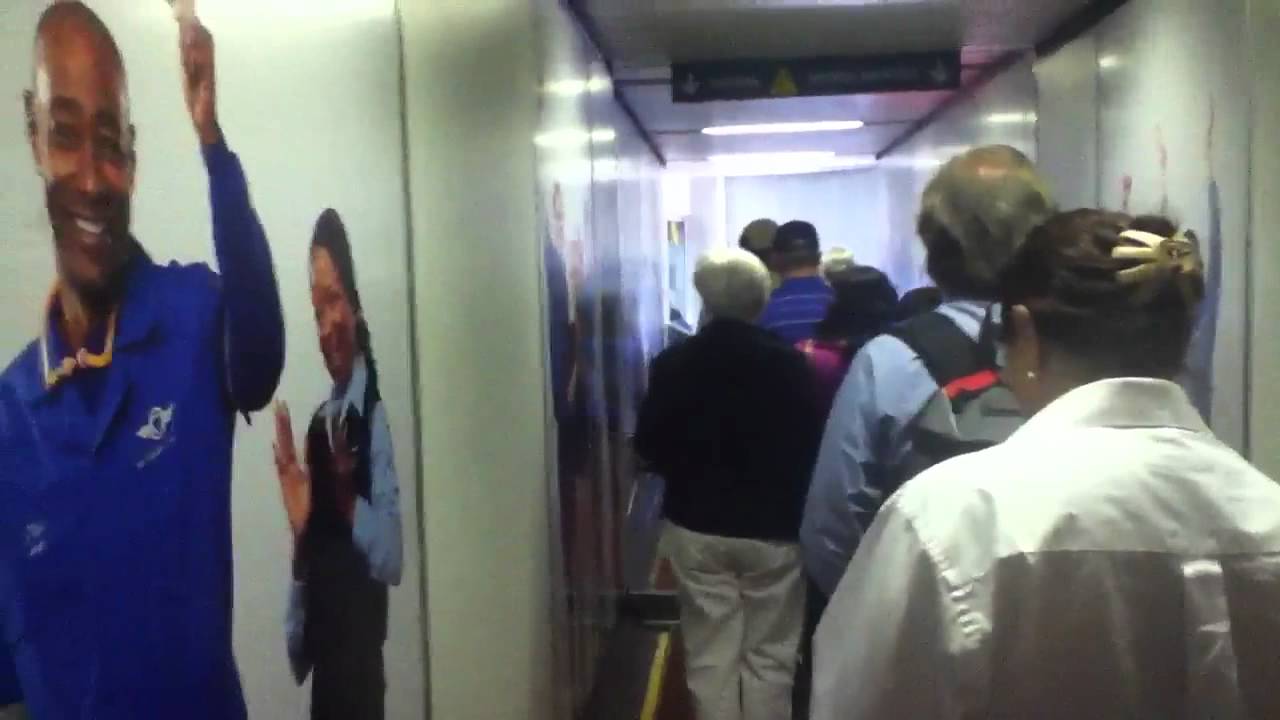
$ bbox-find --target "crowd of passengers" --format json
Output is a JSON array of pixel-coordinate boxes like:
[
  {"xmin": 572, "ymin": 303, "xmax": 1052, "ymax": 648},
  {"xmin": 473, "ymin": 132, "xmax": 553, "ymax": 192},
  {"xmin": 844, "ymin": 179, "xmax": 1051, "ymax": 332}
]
[{"xmin": 635, "ymin": 145, "xmax": 1280, "ymax": 720}]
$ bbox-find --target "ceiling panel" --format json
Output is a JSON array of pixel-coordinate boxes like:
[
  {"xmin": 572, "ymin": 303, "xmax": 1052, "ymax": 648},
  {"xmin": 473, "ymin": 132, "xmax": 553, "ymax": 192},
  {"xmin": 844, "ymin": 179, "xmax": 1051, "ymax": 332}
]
[{"xmin": 577, "ymin": 0, "xmax": 1095, "ymax": 162}]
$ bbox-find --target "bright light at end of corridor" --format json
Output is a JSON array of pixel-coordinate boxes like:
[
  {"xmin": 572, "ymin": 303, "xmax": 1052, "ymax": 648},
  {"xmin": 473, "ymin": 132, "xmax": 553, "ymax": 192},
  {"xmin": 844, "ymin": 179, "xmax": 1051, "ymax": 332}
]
[
  {"xmin": 534, "ymin": 127, "xmax": 616, "ymax": 148},
  {"xmin": 702, "ymin": 121, "xmax": 866, "ymax": 136},
  {"xmin": 705, "ymin": 152, "xmax": 876, "ymax": 176}
]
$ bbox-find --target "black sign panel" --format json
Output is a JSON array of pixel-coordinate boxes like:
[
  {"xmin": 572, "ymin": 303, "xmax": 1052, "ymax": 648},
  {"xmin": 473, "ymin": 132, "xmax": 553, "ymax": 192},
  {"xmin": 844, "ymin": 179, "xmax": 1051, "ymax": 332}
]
[{"xmin": 671, "ymin": 51, "xmax": 962, "ymax": 103}]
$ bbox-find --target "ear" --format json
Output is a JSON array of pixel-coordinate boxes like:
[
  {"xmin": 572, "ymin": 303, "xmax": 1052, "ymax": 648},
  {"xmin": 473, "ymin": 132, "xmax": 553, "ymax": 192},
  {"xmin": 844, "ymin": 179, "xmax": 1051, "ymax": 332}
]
[
  {"xmin": 1004, "ymin": 304, "xmax": 1043, "ymax": 410},
  {"xmin": 1008, "ymin": 304, "xmax": 1041, "ymax": 372},
  {"xmin": 126, "ymin": 123, "xmax": 138, "ymax": 192},
  {"xmin": 23, "ymin": 90, "xmax": 43, "ymax": 174},
  {"xmin": 22, "ymin": 90, "xmax": 35, "ymax": 137}
]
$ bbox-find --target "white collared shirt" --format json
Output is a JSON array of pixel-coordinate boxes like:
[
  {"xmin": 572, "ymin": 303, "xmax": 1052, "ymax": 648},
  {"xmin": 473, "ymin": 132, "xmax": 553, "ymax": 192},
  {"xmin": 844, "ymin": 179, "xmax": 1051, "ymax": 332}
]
[
  {"xmin": 814, "ymin": 378, "xmax": 1280, "ymax": 720},
  {"xmin": 326, "ymin": 355, "xmax": 369, "ymax": 446}
]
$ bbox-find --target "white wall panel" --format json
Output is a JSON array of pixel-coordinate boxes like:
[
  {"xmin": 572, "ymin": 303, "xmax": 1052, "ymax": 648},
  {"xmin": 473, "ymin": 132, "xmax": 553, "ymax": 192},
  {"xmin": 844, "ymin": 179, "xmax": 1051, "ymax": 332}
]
[
  {"xmin": 1034, "ymin": 33, "xmax": 1100, "ymax": 209},
  {"xmin": 1248, "ymin": 0, "xmax": 1280, "ymax": 475},
  {"xmin": 724, "ymin": 170, "xmax": 889, "ymax": 270},
  {"xmin": 400, "ymin": 2, "xmax": 552, "ymax": 719}
]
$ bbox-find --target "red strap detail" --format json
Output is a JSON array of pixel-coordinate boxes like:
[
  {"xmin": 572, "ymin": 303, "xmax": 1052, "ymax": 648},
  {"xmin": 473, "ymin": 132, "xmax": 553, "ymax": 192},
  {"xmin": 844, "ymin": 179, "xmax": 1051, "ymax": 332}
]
[{"xmin": 943, "ymin": 369, "xmax": 1000, "ymax": 399}]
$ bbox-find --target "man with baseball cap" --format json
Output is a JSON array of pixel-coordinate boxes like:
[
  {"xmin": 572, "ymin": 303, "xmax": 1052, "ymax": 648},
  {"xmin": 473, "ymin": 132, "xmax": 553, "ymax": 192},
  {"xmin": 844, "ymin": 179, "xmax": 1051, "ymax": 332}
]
[{"xmin": 759, "ymin": 220, "xmax": 834, "ymax": 344}]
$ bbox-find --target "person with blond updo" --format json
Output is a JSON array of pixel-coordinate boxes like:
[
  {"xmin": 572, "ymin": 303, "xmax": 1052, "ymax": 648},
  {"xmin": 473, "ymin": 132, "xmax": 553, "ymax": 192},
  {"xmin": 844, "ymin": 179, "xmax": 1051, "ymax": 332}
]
[{"xmin": 813, "ymin": 209, "xmax": 1280, "ymax": 720}]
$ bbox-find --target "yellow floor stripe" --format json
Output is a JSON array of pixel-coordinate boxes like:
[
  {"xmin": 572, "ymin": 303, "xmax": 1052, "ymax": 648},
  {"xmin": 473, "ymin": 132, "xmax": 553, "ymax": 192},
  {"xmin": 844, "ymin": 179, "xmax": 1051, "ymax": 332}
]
[{"xmin": 640, "ymin": 632, "xmax": 672, "ymax": 720}]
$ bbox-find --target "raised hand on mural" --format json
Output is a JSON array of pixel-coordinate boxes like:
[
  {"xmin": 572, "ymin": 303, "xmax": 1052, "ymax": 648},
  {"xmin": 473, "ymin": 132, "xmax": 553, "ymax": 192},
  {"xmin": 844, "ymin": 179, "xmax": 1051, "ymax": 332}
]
[
  {"xmin": 273, "ymin": 402, "xmax": 312, "ymax": 541},
  {"xmin": 331, "ymin": 418, "xmax": 359, "ymax": 526},
  {"xmin": 1156, "ymin": 124, "xmax": 1170, "ymax": 215},
  {"xmin": 178, "ymin": 14, "xmax": 220, "ymax": 145},
  {"xmin": 1207, "ymin": 101, "xmax": 1216, "ymax": 177}
]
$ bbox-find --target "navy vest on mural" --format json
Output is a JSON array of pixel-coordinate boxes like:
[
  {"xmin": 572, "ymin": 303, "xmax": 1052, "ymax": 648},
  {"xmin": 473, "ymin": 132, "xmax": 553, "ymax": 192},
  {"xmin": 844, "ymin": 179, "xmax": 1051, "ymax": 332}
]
[{"xmin": 300, "ymin": 380, "xmax": 388, "ymax": 720}]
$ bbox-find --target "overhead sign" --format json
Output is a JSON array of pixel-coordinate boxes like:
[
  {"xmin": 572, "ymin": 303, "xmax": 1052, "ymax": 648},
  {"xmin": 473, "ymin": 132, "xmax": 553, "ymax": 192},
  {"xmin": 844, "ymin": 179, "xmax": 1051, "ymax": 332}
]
[{"xmin": 671, "ymin": 51, "xmax": 962, "ymax": 103}]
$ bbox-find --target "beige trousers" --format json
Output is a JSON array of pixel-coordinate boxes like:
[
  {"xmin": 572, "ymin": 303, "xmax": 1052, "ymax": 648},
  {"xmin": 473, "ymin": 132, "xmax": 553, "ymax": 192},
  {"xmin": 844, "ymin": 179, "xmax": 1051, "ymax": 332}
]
[{"xmin": 665, "ymin": 523, "xmax": 805, "ymax": 720}]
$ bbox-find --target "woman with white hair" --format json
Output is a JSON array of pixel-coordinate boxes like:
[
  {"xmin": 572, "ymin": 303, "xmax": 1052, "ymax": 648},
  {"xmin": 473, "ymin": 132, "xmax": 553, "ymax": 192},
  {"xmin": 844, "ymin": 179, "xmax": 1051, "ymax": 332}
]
[{"xmin": 636, "ymin": 248, "xmax": 824, "ymax": 720}]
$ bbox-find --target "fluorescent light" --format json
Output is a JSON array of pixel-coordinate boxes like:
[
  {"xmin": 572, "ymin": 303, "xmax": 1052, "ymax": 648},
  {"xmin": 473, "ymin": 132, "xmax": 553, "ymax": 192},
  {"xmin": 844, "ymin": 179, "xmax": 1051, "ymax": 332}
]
[
  {"xmin": 590, "ymin": 127, "xmax": 617, "ymax": 143},
  {"xmin": 702, "ymin": 121, "xmax": 865, "ymax": 136},
  {"xmin": 1098, "ymin": 54, "xmax": 1121, "ymax": 70},
  {"xmin": 986, "ymin": 112, "xmax": 1037, "ymax": 125},
  {"xmin": 709, "ymin": 151, "xmax": 837, "ymax": 163},
  {"xmin": 544, "ymin": 75, "xmax": 613, "ymax": 97},
  {"xmin": 535, "ymin": 129, "xmax": 586, "ymax": 148}
]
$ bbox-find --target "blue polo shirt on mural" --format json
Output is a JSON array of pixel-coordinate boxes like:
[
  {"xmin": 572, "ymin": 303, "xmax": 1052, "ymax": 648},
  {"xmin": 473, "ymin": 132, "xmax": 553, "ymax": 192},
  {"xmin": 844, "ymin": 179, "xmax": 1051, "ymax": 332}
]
[
  {"xmin": 0, "ymin": 139, "xmax": 284, "ymax": 719},
  {"xmin": 759, "ymin": 276, "xmax": 834, "ymax": 344}
]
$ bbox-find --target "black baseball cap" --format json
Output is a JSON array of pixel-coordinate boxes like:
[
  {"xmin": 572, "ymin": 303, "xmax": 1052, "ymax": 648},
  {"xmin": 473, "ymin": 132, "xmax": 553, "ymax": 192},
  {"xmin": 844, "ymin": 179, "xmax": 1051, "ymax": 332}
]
[{"xmin": 773, "ymin": 220, "xmax": 820, "ymax": 255}]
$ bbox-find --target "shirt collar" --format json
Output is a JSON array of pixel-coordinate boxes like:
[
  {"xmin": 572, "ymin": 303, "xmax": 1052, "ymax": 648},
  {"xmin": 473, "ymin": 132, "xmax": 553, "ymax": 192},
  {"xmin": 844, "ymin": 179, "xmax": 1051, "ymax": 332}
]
[
  {"xmin": 777, "ymin": 275, "xmax": 830, "ymax": 292},
  {"xmin": 330, "ymin": 354, "xmax": 368, "ymax": 420},
  {"xmin": 1016, "ymin": 378, "xmax": 1210, "ymax": 438},
  {"xmin": 38, "ymin": 253, "xmax": 158, "ymax": 391}
]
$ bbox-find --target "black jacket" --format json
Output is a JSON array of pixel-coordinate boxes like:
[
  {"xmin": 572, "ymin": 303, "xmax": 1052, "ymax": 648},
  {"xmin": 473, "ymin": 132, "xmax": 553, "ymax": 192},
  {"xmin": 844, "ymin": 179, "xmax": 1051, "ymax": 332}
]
[
  {"xmin": 300, "ymin": 386, "xmax": 388, "ymax": 719},
  {"xmin": 635, "ymin": 319, "xmax": 824, "ymax": 541}
]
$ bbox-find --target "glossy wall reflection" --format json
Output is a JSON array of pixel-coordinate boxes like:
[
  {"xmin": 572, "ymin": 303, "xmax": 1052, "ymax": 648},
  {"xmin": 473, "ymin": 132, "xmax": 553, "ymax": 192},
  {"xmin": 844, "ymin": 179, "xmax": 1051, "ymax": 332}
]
[
  {"xmin": 534, "ymin": 2, "xmax": 666, "ymax": 716},
  {"xmin": 1035, "ymin": 0, "xmax": 1250, "ymax": 450}
]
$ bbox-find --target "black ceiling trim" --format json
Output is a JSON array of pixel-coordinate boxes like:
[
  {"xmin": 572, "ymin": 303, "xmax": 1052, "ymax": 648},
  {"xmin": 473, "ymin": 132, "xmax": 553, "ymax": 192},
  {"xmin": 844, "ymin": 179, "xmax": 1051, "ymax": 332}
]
[
  {"xmin": 1036, "ymin": 0, "xmax": 1132, "ymax": 58},
  {"xmin": 613, "ymin": 60, "xmax": 1003, "ymax": 89},
  {"xmin": 875, "ymin": 49, "xmax": 1024, "ymax": 160},
  {"xmin": 561, "ymin": 0, "xmax": 668, "ymax": 167}
]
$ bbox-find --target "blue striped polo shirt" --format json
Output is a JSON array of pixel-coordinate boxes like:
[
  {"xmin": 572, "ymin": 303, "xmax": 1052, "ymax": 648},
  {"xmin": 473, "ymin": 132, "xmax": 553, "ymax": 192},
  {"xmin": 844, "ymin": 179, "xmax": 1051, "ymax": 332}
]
[{"xmin": 759, "ymin": 276, "xmax": 834, "ymax": 344}]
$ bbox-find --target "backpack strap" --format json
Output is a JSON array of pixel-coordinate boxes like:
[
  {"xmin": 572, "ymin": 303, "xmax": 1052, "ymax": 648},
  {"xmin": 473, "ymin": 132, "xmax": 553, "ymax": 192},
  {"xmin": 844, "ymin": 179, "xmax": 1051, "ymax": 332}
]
[{"xmin": 888, "ymin": 311, "xmax": 983, "ymax": 387}]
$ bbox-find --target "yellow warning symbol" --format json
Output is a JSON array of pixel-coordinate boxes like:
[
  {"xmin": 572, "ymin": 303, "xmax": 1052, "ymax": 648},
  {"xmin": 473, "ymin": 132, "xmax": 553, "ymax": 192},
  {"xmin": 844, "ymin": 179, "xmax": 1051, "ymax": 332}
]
[{"xmin": 771, "ymin": 68, "xmax": 799, "ymax": 97}]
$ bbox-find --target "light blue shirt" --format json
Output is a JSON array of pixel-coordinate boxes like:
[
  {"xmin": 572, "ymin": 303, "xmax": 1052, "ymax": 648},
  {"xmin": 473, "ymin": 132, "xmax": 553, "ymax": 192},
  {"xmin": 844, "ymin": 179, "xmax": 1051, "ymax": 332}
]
[
  {"xmin": 284, "ymin": 356, "xmax": 403, "ymax": 682},
  {"xmin": 801, "ymin": 301, "xmax": 987, "ymax": 596}
]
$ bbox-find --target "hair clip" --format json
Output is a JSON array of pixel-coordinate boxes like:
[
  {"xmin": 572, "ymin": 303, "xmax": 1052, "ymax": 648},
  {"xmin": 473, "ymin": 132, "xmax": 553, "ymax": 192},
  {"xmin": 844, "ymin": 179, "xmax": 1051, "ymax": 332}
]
[{"xmin": 1114, "ymin": 229, "xmax": 1201, "ymax": 286}]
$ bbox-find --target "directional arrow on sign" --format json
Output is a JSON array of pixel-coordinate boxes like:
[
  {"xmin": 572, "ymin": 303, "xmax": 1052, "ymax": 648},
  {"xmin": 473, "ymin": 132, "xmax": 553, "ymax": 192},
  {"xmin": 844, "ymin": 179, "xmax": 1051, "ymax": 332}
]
[
  {"xmin": 930, "ymin": 59, "xmax": 951, "ymax": 86},
  {"xmin": 681, "ymin": 73, "xmax": 700, "ymax": 98}
]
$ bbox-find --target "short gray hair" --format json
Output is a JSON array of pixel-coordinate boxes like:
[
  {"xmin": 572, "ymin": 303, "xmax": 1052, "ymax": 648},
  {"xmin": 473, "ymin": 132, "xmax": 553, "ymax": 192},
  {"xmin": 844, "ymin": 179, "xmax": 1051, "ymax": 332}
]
[
  {"xmin": 918, "ymin": 145, "xmax": 1054, "ymax": 297},
  {"xmin": 822, "ymin": 247, "xmax": 856, "ymax": 281},
  {"xmin": 695, "ymin": 248, "xmax": 772, "ymax": 322}
]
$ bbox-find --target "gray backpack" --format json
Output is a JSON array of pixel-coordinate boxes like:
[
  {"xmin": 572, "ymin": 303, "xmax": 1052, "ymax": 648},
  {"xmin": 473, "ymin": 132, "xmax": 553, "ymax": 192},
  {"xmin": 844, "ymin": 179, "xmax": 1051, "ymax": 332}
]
[{"xmin": 886, "ymin": 310, "xmax": 1024, "ymax": 497}]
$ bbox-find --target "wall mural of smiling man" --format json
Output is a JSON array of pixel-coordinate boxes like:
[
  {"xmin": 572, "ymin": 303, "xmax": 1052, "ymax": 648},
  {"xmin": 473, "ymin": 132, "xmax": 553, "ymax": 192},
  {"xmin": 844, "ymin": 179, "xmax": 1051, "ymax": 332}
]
[{"xmin": 0, "ymin": 0, "xmax": 284, "ymax": 717}]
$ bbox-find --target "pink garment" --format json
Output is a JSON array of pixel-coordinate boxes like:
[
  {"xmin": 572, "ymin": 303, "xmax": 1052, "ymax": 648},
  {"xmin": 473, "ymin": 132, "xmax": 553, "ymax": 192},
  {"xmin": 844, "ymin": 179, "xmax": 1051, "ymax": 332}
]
[{"xmin": 796, "ymin": 339, "xmax": 850, "ymax": 416}]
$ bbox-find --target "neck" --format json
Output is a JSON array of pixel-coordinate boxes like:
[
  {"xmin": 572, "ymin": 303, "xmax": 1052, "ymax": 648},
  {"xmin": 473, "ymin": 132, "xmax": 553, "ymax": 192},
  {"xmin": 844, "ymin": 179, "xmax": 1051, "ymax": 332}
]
[
  {"xmin": 334, "ymin": 354, "xmax": 366, "ymax": 397},
  {"xmin": 57, "ymin": 285, "xmax": 114, "ymax": 351},
  {"xmin": 782, "ymin": 268, "xmax": 821, "ymax": 280}
]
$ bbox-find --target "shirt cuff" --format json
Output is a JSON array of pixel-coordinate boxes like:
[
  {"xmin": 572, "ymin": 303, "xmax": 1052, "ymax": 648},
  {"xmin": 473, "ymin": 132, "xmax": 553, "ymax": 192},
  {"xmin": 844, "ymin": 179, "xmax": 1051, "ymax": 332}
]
[
  {"xmin": 285, "ymin": 580, "xmax": 306, "ymax": 623},
  {"xmin": 201, "ymin": 136, "xmax": 234, "ymax": 170},
  {"xmin": 285, "ymin": 581, "xmax": 307, "ymax": 649}
]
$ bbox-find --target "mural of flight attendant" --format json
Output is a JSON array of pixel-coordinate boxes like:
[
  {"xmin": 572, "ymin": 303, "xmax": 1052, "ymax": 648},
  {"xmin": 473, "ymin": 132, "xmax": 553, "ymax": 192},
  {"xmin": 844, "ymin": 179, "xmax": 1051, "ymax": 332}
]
[
  {"xmin": 546, "ymin": 182, "xmax": 586, "ymax": 575},
  {"xmin": 0, "ymin": 3, "xmax": 284, "ymax": 718},
  {"xmin": 273, "ymin": 208, "xmax": 404, "ymax": 720}
]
